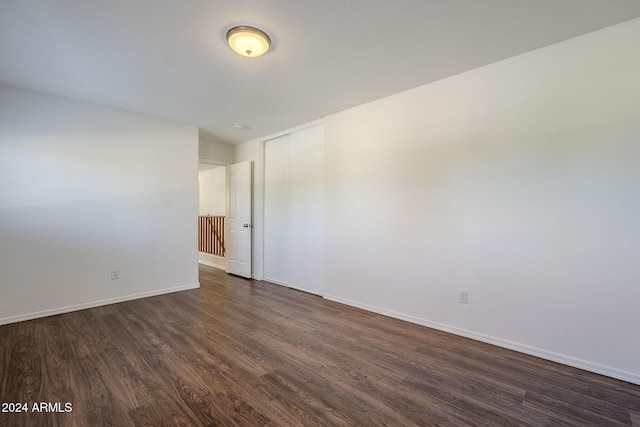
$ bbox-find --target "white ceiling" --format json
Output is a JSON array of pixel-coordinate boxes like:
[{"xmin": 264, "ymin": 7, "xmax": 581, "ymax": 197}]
[{"xmin": 2, "ymin": 1, "xmax": 640, "ymax": 145}]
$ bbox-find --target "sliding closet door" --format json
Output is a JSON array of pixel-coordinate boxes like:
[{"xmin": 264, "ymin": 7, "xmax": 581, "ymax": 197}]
[
  {"xmin": 263, "ymin": 134, "xmax": 290, "ymax": 286},
  {"xmin": 263, "ymin": 124, "xmax": 324, "ymax": 295},
  {"xmin": 289, "ymin": 125, "xmax": 324, "ymax": 295}
]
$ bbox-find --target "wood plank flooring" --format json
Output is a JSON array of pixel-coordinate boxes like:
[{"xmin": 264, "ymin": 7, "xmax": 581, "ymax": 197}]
[{"xmin": 1, "ymin": 264, "xmax": 639, "ymax": 426}]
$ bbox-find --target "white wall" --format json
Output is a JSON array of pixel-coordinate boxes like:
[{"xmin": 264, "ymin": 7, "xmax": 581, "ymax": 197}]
[
  {"xmin": 199, "ymin": 139, "xmax": 233, "ymax": 164},
  {"xmin": 0, "ymin": 85, "xmax": 199, "ymax": 324},
  {"xmin": 324, "ymin": 18, "xmax": 640, "ymax": 384},
  {"xmin": 198, "ymin": 167, "xmax": 225, "ymax": 216}
]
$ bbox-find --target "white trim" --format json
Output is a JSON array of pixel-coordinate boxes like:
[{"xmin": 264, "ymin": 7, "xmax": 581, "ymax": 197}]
[
  {"xmin": 287, "ymin": 284, "xmax": 323, "ymax": 297},
  {"xmin": 323, "ymin": 293, "xmax": 640, "ymax": 386},
  {"xmin": 198, "ymin": 252, "xmax": 226, "ymax": 270},
  {"xmin": 263, "ymin": 277, "xmax": 289, "ymax": 287},
  {"xmin": 261, "ymin": 278, "xmax": 323, "ymax": 296},
  {"xmin": 0, "ymin": 283, "xmax": 200, "ymax": 326},
  {"xmin": 198, "ymin": 260, "xmax": 225, "ymax": 270}
]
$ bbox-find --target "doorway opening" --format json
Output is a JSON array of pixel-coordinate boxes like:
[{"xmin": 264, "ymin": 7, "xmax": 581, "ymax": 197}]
[{"xmin": 198, "ymin": 162, "xmax": 226, "ymax": 270}]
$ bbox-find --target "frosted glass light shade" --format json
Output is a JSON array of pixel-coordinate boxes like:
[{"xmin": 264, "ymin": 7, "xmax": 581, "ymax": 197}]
[{"xmin": 226, "ymin": 26, "xmax": 271, "ymax": 58}]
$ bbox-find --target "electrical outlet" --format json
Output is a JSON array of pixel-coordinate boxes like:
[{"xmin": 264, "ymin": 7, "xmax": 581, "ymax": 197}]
[
  {"xmin": 111, "ymin": 269, "xmax": 119, "ymax": 280},
  {"xmin": 459, "ymin": 290, "xmax": 468, "ymax": 304}
]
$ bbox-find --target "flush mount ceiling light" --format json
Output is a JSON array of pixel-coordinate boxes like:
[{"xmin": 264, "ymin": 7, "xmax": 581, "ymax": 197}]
[{"xmin": 226, "ymin": 26, "xmax": 271, "ymax": 58}]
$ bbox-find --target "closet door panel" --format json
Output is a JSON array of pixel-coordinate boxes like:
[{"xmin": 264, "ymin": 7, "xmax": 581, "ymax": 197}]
[
  {"xmin": 289, "ymin": 125, "xmax": 324, "ymax": 295},
  {"xmin": 263, "ymin": 134, "xmax": 290, "ymax": 285}
]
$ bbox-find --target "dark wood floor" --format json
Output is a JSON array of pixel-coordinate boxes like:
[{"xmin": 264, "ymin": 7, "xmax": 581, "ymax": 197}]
[{"xmin": 1, "ymin": 265, "xmax": 639, "ymax": 426}]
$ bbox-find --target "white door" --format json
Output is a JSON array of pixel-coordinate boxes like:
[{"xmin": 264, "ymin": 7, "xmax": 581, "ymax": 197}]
[{"xmin": 225, "ymin": 161, "xmax": 252, "ymax": 278}]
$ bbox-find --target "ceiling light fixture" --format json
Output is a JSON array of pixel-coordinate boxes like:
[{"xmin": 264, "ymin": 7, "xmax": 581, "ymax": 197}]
[{"xmin": 226, "ymin": 26, "xmax": 271, "ymax": 58}]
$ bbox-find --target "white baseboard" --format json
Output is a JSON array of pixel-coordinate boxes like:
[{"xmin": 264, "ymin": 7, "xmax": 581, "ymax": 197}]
[
  {"xmin": 263, "ymin": 277, "xmax": 288, "ymax": 287},
  {"xmin": 262, "ymin": 278, "xmax": 322, "ymax": 296},
  {"xmin": 0, "ymin": 283, "xmax": 200, "ymax": 326},
  {"xmin": 286, "ymin": 284, "xmax": 323, "ymax": 297},
  {"xmin": 198, "ymin": 252, "xmax": 225, "ymax": 270},
  {"xmin": 323, "ymin": 293, "xmax": 640, "ymax": 386},
  {"xmin": 198, "ymin": 260, "xmax": 226, "ymax": 270}
]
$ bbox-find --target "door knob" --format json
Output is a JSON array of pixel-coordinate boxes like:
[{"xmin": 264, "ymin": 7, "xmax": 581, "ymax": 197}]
[{"xmin": 243, "ymin": 223, "xmax": 252, "ymax": 228}]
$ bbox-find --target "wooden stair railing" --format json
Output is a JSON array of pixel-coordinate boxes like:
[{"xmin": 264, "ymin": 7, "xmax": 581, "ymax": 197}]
[
  {"xmin": 198, "ymin": 215, "xmax": 225, "ymax": 257},
  {"xmin": 208, "ymin": 216, "xmax": 225, "ymax": 255}
]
